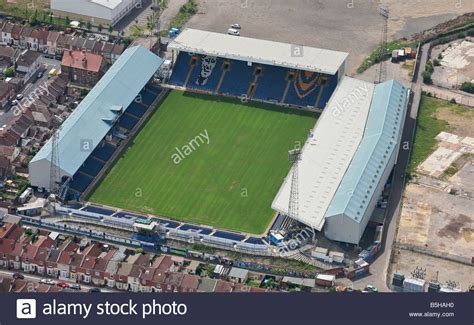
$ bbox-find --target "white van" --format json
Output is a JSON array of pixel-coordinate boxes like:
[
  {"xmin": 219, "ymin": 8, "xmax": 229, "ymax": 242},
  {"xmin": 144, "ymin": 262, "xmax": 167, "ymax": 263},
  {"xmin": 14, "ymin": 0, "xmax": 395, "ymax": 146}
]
[{"xmin": 227, "ymin": 28, "xmax": 240, "ymax": 36}]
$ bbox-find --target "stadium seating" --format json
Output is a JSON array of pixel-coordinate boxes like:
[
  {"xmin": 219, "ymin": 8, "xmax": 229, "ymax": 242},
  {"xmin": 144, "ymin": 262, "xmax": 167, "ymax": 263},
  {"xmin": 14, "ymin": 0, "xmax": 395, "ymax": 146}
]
[
  {"xmin": 179, "ymin": 224, "xmax": 213, "ymax": 235},
  {"xmin": 91, "ymin": 142, "xmax": 116, "ymax": 162},
  {"xmin": 167, "ymin": 51, "xmax": 339, "ymax": 109},
  {"xmin": 168, "ymin": 52, "xmax": 192, "ymax": 87},
  {"xmin": 252, "ymin": 65, "xmax": 289, "ymax": 102},
  {"xmin": 212, "ymin": 231, "xmax": 245, "ymax": 242},
  {"xmin": 69, "ymin": 174, "xmax": 93, "ymax": 193},
  {"xmin": 118, "ymin": 114, "xmax": 139, "ymax": 130},
  {"xmin": 82, "ymin": 205, "xmax": 116, "ymax": 216},
  {"xmin": 77, "ymin": 157, "xmax": 105, "ymax": 177},
  {"xmin": 284, "ymin": 72, "xmax": 338, "ymax": 108},
  {"xmin": 126, "ymin": 101, "xmax": 148, "ymax": 118},
  {"xmin": 145, "ymin": 84, "xmax": 162, "ymax": 95},
  {"xmin": 218, "ymin": 59, "xmax": 257, "ymax": 97},
  {"xmin": 156, "ymin": 218, "xmax": 180, "ymax": 229},
  {"xmin": 186, "ymin": 55, "xmax": 224, "ymax": 93},
  {"xmin": 139, "ymin": 88, "xmax": 159, "ymax": 106}
]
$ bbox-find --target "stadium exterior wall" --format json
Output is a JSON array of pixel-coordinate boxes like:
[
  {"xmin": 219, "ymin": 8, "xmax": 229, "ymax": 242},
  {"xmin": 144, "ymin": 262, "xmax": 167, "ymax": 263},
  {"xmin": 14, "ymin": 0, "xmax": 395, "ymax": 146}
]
[
  {"xmin": 29, "ymin": 159, "xmax": 71, "ymax": 190},
  {"xmin": 324, "ymin": 146, "xmax": 397, "ymax": 244}
]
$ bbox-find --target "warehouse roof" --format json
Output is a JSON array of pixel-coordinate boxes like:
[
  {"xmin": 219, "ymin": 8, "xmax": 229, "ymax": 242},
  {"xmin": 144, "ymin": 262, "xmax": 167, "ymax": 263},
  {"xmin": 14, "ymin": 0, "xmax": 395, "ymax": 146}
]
[
  {"xmin": 325, "ymin": 80, "xmax": 408, "ymax": 222},
  {"xmin": 30, "ymin": 45, "xmax": 163, "ymax": 176},
  {"xmin": 91, "ymin": 0, "xmax": 124, "ymax": 10},
  {"xmin": 169, "ymin": 29, "xmax": 348, "ymax": 75},
  {"xmin": 272, "ymin": 77, "xmax": 374, "ymax": 230}
]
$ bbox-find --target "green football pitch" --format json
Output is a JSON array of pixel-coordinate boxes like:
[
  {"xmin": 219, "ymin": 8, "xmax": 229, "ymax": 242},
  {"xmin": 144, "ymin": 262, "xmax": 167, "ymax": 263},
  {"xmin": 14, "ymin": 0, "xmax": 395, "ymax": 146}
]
[{"xmin": 89, "ymin": 91, "xmax": 317, "ymax": 234}]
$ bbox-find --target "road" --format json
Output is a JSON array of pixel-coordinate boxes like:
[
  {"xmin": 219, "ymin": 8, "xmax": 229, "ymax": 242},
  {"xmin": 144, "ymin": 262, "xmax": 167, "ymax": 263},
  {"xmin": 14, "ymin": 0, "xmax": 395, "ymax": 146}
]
[
  {"xmin": 352, "ymin": 43, "xmax": 430, "ymax": 292},
  {"xmin": 0, "ymin": 269, "xmax": 119, "ymax": 293}
]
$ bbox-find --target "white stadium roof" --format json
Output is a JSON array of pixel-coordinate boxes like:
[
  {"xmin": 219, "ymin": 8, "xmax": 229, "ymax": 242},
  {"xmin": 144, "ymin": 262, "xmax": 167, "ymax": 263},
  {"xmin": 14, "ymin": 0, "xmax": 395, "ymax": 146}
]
[
  {"xmin": 272, "ymin": 77, "xmax": 374, "ymax": 231},
  {"xmin": 168, "ymin": 28, "xmax": 348, "ymax": 75}
]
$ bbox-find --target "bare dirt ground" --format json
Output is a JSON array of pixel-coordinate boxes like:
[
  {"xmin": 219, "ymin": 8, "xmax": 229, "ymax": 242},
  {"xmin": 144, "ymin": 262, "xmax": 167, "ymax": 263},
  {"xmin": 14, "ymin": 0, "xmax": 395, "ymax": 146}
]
[
  {"xmin": 434, "ymin": 103, "xmax": 474, "ymax": 137},
  {"xmin": 185, "ymin": 0, "xmax": 473, "ymax": 74},
  {"xmin": 397, "ymin": 183, "xmax": 473, "ymax": 260}
]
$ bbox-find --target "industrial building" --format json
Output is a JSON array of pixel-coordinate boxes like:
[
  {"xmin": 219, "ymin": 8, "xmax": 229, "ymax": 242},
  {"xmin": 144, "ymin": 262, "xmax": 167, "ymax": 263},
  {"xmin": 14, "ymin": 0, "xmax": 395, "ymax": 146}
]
[
  {"xmin": 29, "ymin": 45, "xmax": 163, "ymax": 194},
  {"xmin": 51, "ymin": 0, "xmax": 141, "ymax": 26},
  {"xmin": 272, "ymin": 77, "xmax": 409, "ymax": 244}
]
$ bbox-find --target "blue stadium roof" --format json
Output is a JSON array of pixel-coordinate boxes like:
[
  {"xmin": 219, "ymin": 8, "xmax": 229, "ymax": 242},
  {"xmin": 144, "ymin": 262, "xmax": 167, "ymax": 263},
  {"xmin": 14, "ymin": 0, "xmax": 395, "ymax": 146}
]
[
  {"xmin": 30, "ymin": 45, "xmax": 163, "ymax": 176},
  {"xmin": 325, "ymin": 80, "xmax": 408, "ymax": 222}
]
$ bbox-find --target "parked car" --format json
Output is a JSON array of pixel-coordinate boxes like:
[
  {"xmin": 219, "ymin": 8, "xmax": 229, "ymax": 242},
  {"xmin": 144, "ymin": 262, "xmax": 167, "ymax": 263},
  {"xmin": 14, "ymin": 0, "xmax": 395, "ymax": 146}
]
[
  {"xmin": 70, "ymin": 284, "xmax": 81, "ymax": 290},
  {"xmin": 230, "ymin": 23, "xmax": 241, "ymax": 29},
  {"xmin": 40, "ymin": 278, "xmax": 55, "ymax": 285},
  {"xmin": 13, "ymin": 272, "xmax": 24, "ymax": 279},
  {"xmin": 16, "ymin": 94, "xmax": 23, "ymax": 100},
  {"xmin": 365, "ymin": 285, "xmax": 378, "ymax": 293},
  {"xmin": 227, "ymin": 28, "xmax": 240, "ymax": 36},
  {"xmin": 37, "ymin": 71, "xmax": 44, "ymax": 79},
  {"xmin": 56, "ymin": 281, "xmax": 70, "ymax": 288},
  {"xmin": 89, "ymin": 288, "xmax": 101, "ymax": 293},
  {"xmin": 10, "ymin": 99, "xmax": 18, "ymax": 106}
]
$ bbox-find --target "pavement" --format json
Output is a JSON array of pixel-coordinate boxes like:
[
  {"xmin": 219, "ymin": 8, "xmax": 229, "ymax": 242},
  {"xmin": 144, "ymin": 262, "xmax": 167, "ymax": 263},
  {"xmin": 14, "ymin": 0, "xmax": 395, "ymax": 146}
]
[
  {"xmin": 0, "ymin": 269, "xmax": 119, "ymax": 293},
  {"xmin": 352, "ymin": 43, "xmax": 430, "ymax": 292}
]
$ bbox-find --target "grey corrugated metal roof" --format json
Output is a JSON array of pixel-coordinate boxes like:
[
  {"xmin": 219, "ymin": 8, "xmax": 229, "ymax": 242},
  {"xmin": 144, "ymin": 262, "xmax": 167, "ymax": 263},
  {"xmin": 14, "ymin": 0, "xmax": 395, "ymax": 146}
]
[
  {"xmin": 325, "ymin": 80, "xmax": 408, "ymax": 222},
  {"xmin": 29, "ymin": 45, "xmax": 163, "ymax": 177}
]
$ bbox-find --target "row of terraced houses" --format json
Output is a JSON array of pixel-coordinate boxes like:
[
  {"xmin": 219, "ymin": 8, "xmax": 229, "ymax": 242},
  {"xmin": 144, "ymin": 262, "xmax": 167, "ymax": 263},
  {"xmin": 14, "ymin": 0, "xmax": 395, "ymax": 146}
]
[
  {"xmin": 0, "ymin": 222, "xmax": 269, "ymax": 293},
  {"xmin": 0, "ymin": 22, "xmax": 125, "ymax": 64}
]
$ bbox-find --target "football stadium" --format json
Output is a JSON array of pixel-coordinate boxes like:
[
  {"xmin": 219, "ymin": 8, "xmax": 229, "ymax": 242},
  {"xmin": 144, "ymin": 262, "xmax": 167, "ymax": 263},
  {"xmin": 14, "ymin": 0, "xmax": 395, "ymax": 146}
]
[{"xmin": 28, "ymin": 28, "xmax": 409, "ymax": 249}]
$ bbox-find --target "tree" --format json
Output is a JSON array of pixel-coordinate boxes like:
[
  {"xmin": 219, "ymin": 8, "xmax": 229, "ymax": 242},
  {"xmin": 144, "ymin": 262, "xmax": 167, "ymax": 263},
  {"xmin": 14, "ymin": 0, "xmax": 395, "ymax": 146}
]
[
  {"xmin": 86, "ymin": 21, "xmax": 92, "ymax": 30},
  {"xmin": 460, "ymin": 81, "xmax": 474, "ymax": 94},
  {"xmin": 65, "ymin": 16, "xmax": 70, "ymax": 26},
  {"xmin": 98, "ymin": 24, "xmax": 103, "ymax": 32},
  {"xmin": 108, "ymin": 25, "xmax": 113, "ymax": 33},
  {"xmin": 422, "ymin": 71, "xmax": 432, "ymax": 84},
  {"xmin": 4, "ymin": 67, "xmax": 15, "ymax": 78}
]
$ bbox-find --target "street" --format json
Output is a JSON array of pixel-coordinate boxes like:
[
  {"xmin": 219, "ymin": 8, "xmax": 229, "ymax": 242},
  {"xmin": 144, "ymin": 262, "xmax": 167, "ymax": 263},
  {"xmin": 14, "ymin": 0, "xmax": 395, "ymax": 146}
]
[
  {"xmin": 0, "ymin": 269, "xmax": 119, "ymax": 293},
  {"xmin": 0, "ymin": 56, "xmax": 61, "ymax": 126}
]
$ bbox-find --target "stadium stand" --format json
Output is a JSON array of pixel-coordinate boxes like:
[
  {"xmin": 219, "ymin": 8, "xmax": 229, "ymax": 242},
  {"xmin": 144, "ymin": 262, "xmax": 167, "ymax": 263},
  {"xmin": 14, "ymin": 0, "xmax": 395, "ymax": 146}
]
[
  {"xmin": 166, "ymin": 29, "xmax": 348, "ymax": 110},
  {"xmin": 29, "ymin": 45, "xmax": 164, "ymax": 196}
]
